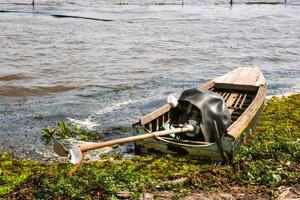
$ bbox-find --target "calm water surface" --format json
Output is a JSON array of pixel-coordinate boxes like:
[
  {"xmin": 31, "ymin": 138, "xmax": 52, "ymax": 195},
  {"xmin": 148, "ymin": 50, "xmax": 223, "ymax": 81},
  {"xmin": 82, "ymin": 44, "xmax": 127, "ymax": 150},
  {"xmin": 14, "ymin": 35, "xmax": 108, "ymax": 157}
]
[{"xmin": 0, "ymin": 0, "xmax": 299, "ymax": 160}]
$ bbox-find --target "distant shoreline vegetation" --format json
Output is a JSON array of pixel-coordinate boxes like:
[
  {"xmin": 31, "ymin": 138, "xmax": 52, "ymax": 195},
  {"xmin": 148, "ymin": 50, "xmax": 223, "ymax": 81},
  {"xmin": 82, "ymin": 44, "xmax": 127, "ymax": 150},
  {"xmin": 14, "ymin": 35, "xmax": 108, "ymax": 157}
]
[{"xmin": 0, "ymin": 0, "xmax": 289, "ymax": 7}]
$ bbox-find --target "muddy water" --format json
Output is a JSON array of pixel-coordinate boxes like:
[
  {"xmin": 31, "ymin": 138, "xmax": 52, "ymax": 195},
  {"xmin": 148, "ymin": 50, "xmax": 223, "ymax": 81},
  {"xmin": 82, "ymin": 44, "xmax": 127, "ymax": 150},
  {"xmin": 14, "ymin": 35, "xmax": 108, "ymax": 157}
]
[{"xmin": 0, "ymin": 0, "xmax": 299, "ymax": 160}]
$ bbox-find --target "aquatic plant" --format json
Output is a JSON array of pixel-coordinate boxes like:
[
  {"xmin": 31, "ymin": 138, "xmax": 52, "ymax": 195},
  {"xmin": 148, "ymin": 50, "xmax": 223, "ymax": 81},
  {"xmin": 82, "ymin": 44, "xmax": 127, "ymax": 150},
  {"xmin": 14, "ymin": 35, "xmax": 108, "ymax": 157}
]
[
  {"xmin": 42, "ymin": 121, "xmax": 102, "ymax": 144},
  {"xmin": 111, "ymin": 85, "xmax": 134, "ymax": 93}
]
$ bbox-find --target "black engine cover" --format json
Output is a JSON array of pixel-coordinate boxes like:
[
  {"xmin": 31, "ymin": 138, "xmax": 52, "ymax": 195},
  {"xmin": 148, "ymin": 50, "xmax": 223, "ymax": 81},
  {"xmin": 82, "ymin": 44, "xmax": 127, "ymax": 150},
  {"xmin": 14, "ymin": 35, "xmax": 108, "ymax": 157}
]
[{"xmin": 170, "ymin": 88, "xmax": 232, "ymax": 142}]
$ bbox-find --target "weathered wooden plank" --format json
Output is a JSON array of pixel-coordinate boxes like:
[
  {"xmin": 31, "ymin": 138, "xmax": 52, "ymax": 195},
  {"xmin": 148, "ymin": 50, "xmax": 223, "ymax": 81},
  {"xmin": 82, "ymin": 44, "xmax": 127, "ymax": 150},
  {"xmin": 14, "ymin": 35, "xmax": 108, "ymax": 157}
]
[
  {"xmin": 238, "ymin": 68, "xmax": 260, "ymax": 85},
  {"xmin": 213, "ymin": 67, "xmax": 265, "ymax": 86},
  {"xmin": 255, "ymin": 72, "xmax": 266, "ymax": 86},
  {"xmin": 234, "ymin": 93, "xmax": 243, "ymax": 108},
  {"xmin": 239, "ymin": 94, "xmax": 247, "ymax": 109},
  {"xmin": 226, "ymin": 93, "xmax": 239, "ymax": 107},
  {"xmin": 224, "ymin": 92, "xmax": 231, "ymax": 101},
  {"xmin": 228, "ymin": 108, "xmax": 235, "ymax": 115},
  {"xmin": 214, "ymin": 83, "xmax": 258, "ymax": 91},
  {"xmin": 140, "ymin": 104, "xmax": 171, "ymax": 125},
  {"xmin": 148, "ymin": 123, "xmax": 152, "ymax": 132},
  {"xmin": 214, "ymin": 68, "xmax": 241, "ymax": 85},
  {"xmin": 156, "ymin": 118, "xmax": 159, "ymax": 131},
  {"xmin": 200, "ymin": 80, "xmax": 215, "ymax": 90},
  {"xmin": 228, "ymin": 85, "xmax": 267, "ymax": 138}
]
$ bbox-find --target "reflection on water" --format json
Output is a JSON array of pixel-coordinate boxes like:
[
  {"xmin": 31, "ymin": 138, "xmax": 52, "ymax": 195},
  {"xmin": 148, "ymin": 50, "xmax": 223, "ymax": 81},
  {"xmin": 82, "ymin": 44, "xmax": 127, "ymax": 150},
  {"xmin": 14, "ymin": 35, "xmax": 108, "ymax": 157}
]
[{"xmin": 0, "ymin": 0, "xmax": 299, "ymax": 160}]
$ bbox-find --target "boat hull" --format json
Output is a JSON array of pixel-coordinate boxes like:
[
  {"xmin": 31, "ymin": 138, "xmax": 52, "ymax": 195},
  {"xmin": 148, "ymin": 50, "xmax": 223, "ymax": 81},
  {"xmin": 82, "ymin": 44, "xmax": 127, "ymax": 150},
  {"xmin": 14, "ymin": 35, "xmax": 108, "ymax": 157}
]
[{"xmin": 133, "ymin": 67, "xmax": 267, "ymax": 161}]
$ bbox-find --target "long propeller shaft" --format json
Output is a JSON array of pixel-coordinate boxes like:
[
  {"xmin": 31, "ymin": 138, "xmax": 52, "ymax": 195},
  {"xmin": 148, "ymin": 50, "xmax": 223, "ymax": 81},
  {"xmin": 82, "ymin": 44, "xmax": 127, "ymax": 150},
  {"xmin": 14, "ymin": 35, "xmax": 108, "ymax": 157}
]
[{"xmin": 79, "ymin": 125, "xmax": 194, "ymax": 152}]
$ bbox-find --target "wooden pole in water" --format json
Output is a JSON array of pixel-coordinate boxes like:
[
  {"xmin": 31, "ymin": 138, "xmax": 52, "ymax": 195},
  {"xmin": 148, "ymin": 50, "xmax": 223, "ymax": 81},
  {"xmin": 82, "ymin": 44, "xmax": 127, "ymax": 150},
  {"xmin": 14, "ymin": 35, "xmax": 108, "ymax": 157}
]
[
  {"xmin": 230, "ymin": 0, "xmax": 233, "ymax": 6},
  {"xmin": 32, "ymin": 0, "xmax": 35, "ymax": 6}
]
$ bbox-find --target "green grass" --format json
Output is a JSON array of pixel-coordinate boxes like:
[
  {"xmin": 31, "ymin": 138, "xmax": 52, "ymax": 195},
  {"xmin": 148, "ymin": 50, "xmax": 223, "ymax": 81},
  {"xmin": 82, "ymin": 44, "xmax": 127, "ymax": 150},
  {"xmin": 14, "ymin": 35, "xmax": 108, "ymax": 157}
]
[
  {"xmin": 234, "ymin": 94, "xmax": 300, "ymax": 186},
  {"xmin": 0, "ymin": 153, "xmax": 44, "ymax": 196},
  {"xmin": 1, "ymin": 94, "xmax": 299, "ymax": 199}
]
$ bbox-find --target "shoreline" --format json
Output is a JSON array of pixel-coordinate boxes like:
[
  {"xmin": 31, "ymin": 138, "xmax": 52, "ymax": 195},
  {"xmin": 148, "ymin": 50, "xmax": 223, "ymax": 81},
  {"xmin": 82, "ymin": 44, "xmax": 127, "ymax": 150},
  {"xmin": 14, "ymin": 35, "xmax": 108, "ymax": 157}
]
[
  {"xmin": 0, "ymin": 92, "xmax": 299, "ymax": 162},
  {"xmin": 266, "ymin": 91, "xmax": 300, "ymax": 100},
  {"xmin": 0, "ymin": 93, "xmax": 299, "ymax": 199}
]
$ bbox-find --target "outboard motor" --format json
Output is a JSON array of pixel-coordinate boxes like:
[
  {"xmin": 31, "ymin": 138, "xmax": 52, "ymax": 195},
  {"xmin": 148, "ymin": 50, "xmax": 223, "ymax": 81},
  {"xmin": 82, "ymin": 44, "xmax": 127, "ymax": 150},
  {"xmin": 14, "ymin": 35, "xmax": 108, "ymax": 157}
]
[{"xmin": 168, "ymin": 88, "xmax": 232, "ymax": 142}]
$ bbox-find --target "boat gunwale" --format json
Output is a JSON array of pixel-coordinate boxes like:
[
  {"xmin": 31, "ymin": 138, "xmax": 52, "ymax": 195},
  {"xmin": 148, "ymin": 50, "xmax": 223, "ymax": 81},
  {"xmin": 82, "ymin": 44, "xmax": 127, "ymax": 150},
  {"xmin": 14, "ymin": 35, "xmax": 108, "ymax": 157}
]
[
  {"xmin": 227, "ymin": 84, "xmax": 267, "ymax": 139},
  {"xmin": 140, "ymin": 83, "xmax": 266, "ymax": 147},
  {"xmin": 134, "ymin": 69, "xmax": 267, "ymax": 146}
]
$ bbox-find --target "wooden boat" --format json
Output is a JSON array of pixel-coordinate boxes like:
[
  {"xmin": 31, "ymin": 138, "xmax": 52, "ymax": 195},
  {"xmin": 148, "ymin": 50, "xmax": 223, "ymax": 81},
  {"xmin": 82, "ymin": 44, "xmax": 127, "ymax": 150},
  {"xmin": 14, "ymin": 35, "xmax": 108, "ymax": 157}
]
[{"xmin": 132, "ymin": 67, "xmax": 267, "ymax": 162}]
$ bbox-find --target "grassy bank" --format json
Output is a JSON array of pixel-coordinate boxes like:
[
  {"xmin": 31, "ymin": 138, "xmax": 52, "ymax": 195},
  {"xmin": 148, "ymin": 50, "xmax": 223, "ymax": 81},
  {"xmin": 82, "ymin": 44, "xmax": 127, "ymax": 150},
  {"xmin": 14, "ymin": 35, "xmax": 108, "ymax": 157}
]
[{"xmin": 1, "ymin": 94, "xmax": 299, "ymax": 199}]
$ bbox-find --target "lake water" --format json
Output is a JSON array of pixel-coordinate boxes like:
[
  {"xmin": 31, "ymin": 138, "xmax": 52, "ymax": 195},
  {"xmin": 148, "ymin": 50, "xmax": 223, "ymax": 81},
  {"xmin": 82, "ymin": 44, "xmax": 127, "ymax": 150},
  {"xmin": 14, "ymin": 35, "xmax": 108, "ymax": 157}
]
[{"xmin": 0, "ymin": 0, "xmax": 299, "ymax": 160}]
